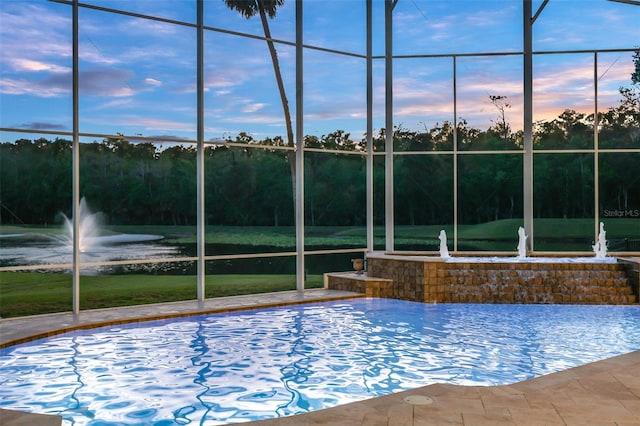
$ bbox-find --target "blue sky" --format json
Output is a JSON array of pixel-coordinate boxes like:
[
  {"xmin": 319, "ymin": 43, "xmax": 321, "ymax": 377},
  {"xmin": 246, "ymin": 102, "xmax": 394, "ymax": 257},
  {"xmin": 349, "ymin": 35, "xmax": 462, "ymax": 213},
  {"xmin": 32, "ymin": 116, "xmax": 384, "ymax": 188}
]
[{"xmin": 1, "ymin": 0, "xmax": 638, "ymax": 144}]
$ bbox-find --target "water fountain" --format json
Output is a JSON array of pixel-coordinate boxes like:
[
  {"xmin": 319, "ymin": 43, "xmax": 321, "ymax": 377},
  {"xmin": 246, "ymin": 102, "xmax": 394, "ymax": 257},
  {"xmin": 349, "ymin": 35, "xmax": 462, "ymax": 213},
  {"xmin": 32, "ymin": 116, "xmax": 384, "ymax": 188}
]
[
  {"xmin": 593, "ymin": 222, "xmax": 608, "ymax": 259},
  {"xmin": 59, "ymin": 198, "xmax": 163, "ymax": 251},
  {"xmin": 61, "ymin": 197, "xmax": 104, "ymax": 252},
  {"xmin": 438, "ymin": 230, "xmax": 450, "ymax": 259},
  {"xmin": 0, "ymin": 198, "xmax": 172, "ymax": 269},
  {"xmin": 517, "ymin": 226, "xmax": 527, "ymax": 259}
]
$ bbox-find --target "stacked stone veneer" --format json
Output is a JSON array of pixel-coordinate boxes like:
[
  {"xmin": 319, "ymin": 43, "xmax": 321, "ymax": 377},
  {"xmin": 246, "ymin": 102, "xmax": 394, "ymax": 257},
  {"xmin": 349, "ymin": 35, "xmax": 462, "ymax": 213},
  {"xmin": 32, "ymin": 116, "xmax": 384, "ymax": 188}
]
[
  {"xmin": 327, "ymin": 252, "xmax": 638, "ymax": 305},
  {"xmin": 620, "ymin": 258, "xmax": 640, "ymax": 301},
  {"xmin": 325, "ymin": 272, "xmax": 394, "ymax": 298}
]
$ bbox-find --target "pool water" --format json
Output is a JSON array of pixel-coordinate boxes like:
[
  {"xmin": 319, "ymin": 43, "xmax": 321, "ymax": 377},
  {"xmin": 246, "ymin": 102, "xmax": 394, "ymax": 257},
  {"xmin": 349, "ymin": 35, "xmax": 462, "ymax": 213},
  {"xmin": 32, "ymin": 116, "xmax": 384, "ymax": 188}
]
[{"xmin": 2, "ymin": 299, "xmax": 640, "ymax": 425}]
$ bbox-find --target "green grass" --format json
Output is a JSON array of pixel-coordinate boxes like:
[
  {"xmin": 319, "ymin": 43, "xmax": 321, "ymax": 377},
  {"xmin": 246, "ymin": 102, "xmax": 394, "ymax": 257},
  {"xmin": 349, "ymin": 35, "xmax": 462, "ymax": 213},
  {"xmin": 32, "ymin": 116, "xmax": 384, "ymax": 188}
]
[
  {"xmin": 0, "ymin": 272, "xmax": 324, "ymax": 318},
  {"xmin": 3, "ymin": 219, "xmax": 638, "ymax": 318}
]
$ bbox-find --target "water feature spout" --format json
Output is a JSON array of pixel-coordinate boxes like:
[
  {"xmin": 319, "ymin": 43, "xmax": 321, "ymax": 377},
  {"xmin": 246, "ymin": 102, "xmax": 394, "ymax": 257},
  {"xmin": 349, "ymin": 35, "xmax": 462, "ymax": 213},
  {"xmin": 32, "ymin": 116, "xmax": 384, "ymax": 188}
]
[
  {"xmin": 60, "ymin": 197, "xmax": 163, "ymax": 253},
  {"xmin": 439, "ymin": 230, "xmax": 450, "ymax": 259},
  {"xmin": 61, "ymin": 197, "xmax": 104, "ymax": 252},
  {"xmin": 593, "ymin": 222, "xmax": 608, "ymax": 258},
  {"xmin": 517, "ymin": 226, "xmax": 527, "ymax": 259}
]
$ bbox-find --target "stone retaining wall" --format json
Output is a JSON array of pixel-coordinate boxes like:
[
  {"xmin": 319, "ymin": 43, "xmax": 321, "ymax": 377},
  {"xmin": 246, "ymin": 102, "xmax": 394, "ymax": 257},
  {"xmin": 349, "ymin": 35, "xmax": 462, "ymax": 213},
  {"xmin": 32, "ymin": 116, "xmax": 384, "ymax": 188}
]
[{"xmin": 327, "ymin": 252, "xmax": 637, "ymax": 305}]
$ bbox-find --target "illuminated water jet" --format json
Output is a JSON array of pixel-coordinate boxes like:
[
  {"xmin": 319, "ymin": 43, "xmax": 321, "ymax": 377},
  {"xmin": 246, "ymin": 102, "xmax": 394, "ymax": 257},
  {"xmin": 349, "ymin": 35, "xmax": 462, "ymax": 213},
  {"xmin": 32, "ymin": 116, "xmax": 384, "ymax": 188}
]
[{"xmin": 59, "ymin": 198, "xmax": 163, "ymax": 252}]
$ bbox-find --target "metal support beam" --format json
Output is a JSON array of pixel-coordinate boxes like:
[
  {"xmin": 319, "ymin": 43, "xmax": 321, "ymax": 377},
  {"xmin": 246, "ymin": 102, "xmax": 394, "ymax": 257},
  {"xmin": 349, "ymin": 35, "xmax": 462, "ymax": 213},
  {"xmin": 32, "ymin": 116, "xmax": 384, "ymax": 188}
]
[
  {"xmin": 384, "ymin": 0, "xmax": 394, "ymax": 252},
  {"xmin": 196, "ymin": 0, "xmax": 205, "ymax": 303},
  {"xmin": 452, "ymin": 56, "xmax": 458, "ymax": 252},
  {"xmin": 594, "ymin": 52, "xmax": 600, "ymax": 240},
  {"xmin": 295, "ymin": 0, "xmax": 305, "ymax": 291},
  {"xmin": 523, "ymin": 0, "xmax": 534, "ymax": 251},
  {"xmin": 366, "ymin": 0, "xmax": 374, "ymax": 253},
  {"xmin": 72, "ymin": 0, "xmax": 80, "ymax": 315},
  {"xmin": 607, "ymin": 0, "xmax": 640, "ymax": 6},
  {"xmin": 531, "ymin": 0, "xmax": 549, "ymax": 24}
]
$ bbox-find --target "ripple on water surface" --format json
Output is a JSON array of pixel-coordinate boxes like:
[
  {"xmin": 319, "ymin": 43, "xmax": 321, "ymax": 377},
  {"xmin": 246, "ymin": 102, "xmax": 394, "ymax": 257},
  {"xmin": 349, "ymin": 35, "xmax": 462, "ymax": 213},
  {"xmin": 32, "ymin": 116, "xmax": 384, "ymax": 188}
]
[{"xmin": 1, "ymin": 299, "xmax": 640, "ymax": 425}]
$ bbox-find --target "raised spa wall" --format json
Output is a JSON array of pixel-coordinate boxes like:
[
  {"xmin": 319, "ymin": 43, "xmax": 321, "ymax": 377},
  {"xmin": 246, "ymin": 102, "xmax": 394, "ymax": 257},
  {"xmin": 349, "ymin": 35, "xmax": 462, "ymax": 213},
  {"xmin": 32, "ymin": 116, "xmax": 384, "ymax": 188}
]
[{"xmin": 326, "ymin": 252, "xmax": 640, "ymax": 305}]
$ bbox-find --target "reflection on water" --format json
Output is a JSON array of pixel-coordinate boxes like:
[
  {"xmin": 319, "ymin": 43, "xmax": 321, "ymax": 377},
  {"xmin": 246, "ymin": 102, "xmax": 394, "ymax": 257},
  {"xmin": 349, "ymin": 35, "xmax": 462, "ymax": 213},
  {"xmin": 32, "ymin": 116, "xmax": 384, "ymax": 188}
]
[
  {"xmin": 2, "ymin": 300, "xmax": 640, "ymax": 425},
  {"xmin": 0, "ymin": 240, "xmax": 178, "ymax": 265},
  {"xmin": 0, "ymin": 238, "xmax": 181, "ymax": 273},
  {"xmin": 0, "ymin": 238, "xmax": 354, "ymax": 275}
]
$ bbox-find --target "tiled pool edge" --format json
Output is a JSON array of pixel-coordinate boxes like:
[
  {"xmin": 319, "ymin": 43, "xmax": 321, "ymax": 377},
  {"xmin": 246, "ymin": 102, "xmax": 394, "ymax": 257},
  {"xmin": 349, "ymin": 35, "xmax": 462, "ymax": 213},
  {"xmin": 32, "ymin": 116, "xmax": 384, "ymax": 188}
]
[{"xmin": 0, "ymin": 289, "xmax": 364, "ymax": 348}]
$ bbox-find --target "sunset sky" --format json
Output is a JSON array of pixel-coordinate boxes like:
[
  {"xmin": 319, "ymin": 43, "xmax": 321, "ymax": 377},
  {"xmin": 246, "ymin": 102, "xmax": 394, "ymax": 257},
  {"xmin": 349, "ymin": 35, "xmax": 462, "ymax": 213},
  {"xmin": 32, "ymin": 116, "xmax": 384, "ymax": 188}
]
[{"xmin": 1, "ymin": 0, "xmax": 638, "ymax": 143}]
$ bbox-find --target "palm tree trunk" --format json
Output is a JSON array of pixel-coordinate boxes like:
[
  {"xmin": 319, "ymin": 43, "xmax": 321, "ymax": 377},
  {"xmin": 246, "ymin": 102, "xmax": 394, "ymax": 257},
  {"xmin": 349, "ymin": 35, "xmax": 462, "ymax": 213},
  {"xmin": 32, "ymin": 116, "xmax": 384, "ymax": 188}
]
[{"xmin": 257, "ymin": 2, "xmax": 297, "ymax": 202}]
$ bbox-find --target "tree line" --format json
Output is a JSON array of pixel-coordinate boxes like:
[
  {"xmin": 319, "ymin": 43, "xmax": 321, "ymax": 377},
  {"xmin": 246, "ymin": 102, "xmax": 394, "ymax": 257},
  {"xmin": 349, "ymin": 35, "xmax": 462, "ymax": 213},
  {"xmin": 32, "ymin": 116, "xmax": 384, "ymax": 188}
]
[{"xmin": 1, "ymin": 90, "xmax": 638, "ymax": 228}]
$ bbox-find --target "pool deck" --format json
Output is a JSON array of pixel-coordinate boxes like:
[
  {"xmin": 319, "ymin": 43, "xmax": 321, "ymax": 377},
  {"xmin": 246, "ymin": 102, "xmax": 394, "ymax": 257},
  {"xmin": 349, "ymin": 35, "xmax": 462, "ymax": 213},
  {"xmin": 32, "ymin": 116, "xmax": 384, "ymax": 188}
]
[
  {"xmin": 0, "ymin": 289, "xmax": 364, "ymax": 347},
  {"xmin": 2, "ymin": 289, "xmax": 640, "ymax": 425}
]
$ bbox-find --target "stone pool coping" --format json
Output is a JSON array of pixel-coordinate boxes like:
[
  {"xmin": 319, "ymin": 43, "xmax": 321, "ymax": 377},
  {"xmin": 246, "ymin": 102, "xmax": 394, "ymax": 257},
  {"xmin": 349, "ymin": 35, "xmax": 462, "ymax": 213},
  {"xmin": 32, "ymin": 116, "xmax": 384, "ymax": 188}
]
[
  {"xmin": 2, "ymin": 288, "xmax": 640, "ymax": 425},
  {"xmin": 0, "ymin": 289, "xmax": 363, "ymax": 348},
  {"xmin": 248, "ymin": 350, "xmax": 640, "ymax": 425}
]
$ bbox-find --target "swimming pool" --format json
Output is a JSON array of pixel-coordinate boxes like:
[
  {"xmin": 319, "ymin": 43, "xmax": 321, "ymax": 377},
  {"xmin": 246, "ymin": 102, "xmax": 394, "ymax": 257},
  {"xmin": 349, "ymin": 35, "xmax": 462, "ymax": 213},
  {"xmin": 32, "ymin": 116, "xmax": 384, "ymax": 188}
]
[{"xmin": 1, "ymin": 299, "xmax": 640, "ymax": 425}]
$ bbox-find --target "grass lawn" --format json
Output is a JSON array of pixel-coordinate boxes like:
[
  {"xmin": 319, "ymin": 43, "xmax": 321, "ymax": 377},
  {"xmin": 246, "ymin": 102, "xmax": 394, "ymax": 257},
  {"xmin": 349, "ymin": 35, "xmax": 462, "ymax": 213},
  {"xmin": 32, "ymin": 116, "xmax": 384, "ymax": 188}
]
[
  {"xmin": 2, "ymin": 218, "xmax": 638, "ymax": 318},
  {"xmin": 0, "ymin": 272, "xmax": 324, "ymax": 318}
]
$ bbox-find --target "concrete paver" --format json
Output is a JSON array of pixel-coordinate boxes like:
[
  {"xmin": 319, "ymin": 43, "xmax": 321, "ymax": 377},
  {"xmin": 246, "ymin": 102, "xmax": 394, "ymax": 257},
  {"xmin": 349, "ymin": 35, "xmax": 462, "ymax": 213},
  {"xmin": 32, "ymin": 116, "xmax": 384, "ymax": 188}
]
[{"xmin": 0, "ymin": 408, "xmax": 62, "ymax": 426}]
